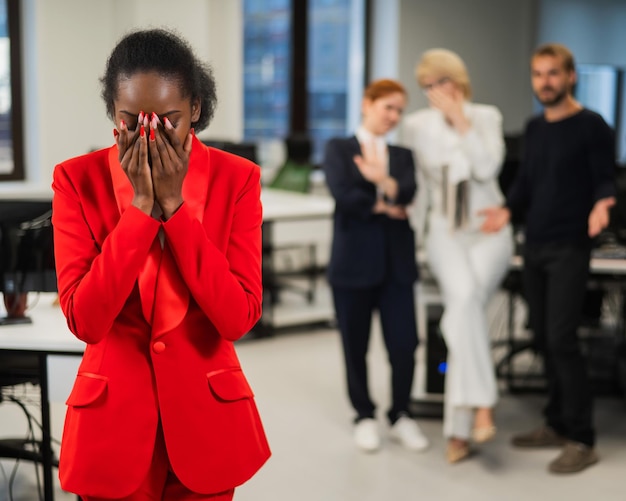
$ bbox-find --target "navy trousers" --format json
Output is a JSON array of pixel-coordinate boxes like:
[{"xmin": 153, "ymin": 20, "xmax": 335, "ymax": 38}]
[{"xmin": 332, "ymin": 281, "xmax": 418, "ymax": 424}]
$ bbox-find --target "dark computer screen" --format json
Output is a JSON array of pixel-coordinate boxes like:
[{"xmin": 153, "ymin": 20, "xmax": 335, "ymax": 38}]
[
  {"xmin": 202, "ymin": 140, "xmax": 258, "ymax": 164},
  {"xmin": 0, "ymin": 200, "xmax": 56, "ymax": 297}
]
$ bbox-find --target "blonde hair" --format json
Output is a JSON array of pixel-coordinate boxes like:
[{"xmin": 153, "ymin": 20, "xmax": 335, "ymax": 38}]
[{"xmin": 415, "ymin": 48, "xmax": 472, "ymax": 99}]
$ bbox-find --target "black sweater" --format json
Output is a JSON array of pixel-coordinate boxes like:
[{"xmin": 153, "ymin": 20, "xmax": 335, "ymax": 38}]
[{"xmin": 506, "ymin": 109, "xmax": 616, "ymax": 245}]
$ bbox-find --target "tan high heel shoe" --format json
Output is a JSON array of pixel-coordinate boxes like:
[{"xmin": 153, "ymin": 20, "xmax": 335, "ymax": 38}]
[
  {"xmin": 446, "ymin": 439, "xmax": 470, "ymax": 464},
  {"xmin": 472, "ymin": 425, "xmax": 497, "ymax": 444},
  {"xmin": 472, "ymin": 408, "xmax": 497, "ymax": 443}
]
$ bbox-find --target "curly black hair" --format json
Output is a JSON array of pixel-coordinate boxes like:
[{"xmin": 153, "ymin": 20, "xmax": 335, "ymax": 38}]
[{"xmin": 100, "ymin": 28, "xmax": 217, "ymax": 132}]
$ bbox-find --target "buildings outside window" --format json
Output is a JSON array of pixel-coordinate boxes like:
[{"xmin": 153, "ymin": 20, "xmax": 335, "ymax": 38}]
[{"xmin": 242, "ymin": 0, "xmax": 366, "ymax": 166}]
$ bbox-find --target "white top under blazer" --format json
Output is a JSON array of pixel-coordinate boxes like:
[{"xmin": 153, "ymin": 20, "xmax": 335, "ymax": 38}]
[{"xmin": 400, "ymin": 102, "xmax": 506, "ymax": 237}]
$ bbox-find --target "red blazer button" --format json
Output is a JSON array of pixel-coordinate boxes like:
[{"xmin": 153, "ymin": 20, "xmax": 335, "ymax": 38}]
[{"xmin": 153, "ymin": 341, "xmax": 166, "ymax": 354}]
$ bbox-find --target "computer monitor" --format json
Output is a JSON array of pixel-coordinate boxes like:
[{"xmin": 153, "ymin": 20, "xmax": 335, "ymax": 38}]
[
  {"xmin": 0, "ymin": 200, "xmax": 56, "ymax": 325},
  {"xmin": 202, "ymin": 140, "xmax": 258, "ymax": 164}
]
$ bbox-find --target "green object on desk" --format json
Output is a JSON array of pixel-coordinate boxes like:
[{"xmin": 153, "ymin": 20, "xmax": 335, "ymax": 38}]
[{"xmin": 268, "ymin": 160, "xmax": 312, "ymax": 193}]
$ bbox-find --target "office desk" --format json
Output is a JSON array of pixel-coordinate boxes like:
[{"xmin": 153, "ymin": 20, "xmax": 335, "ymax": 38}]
[
  {"xmin": 500, "ymin": 252, "xmax": 626, "ymax": 392},
  {"xmin": 259, "ymin": 188, "xmax": 334, "ymax": 333},
  {"xmin": 414, "ymin": 251, "xmax": 626, "ymax": 403},
  {"xmin": 0, "ymin": 294, "xmax": 84, "ymax": 501},
  {"xmin": 509, "ymin": 253, "xmax": 626, "ymax": 274},
  {"xmin": 261, "ymin": 188, "xmax": 334, "ymax": 223}
]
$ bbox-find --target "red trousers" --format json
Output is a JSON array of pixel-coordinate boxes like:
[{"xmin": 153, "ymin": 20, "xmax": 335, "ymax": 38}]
[{"xmin": 80, "ymin": 424, "xmax": 235, "ymax": 501}]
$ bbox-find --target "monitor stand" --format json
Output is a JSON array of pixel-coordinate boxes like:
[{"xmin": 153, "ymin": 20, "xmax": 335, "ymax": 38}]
[
  {"xmin": 1, "ymin": 293, "xmax": 32, "ymax": 326},
  {"xmin": 0, "ymin": 315, "xmax": 33, "ymax": 325}
]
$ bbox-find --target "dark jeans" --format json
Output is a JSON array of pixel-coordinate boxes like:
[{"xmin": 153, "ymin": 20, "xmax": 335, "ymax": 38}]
[
  {"xmin": 332, "ymin": 281, "xmax": 418, "ymax": 424},
  {"xmin": 523, "ymin": 242, "xmax": 595, "ymax": 446}
]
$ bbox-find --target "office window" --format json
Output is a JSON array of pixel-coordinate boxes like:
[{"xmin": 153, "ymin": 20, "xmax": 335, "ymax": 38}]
[
  {"xmin": 575, "ymin": 64, "xmax": 618, "ymax": 128},
  {"xmin": 308, "ymin": 0, "xmax": 365, "ymax": 163},
  {"xmin": 243, "ymin": 0, "xmax": 366, "ymax": 166},
  {"xmin": 574, "ymin": 64, "xmax": 626, "ymax": 164},
  {"xmin": 0, "ymin": 0, "xmax": 23, "ymax": 181},
  {"xmin": 243, "ymin": 0, "xmax": 291, "ymax": 143}
]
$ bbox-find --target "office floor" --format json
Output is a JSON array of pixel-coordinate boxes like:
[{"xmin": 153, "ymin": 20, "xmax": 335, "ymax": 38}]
[{"xmin": 1, "ymin": 316, "xmax": 625, "ymax": 500}]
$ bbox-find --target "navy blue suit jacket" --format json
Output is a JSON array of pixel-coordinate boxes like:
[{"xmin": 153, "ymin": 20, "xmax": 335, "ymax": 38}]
[{"xmin": 323, "ymin": 136, "xmax": 418, "ymax": 288}]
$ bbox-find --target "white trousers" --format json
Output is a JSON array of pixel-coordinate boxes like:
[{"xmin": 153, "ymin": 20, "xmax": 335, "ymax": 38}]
[{"xmin": 425, "ymin": 218, "xmax": 513, "ymax": 439}]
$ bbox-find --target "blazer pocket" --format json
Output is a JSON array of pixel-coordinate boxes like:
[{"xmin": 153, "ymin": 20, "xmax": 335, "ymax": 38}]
[
  {"xmin": 65, "ymin": 372, "xmax": 108, "ymax": 407},
  {"xmin": 207, "ymin": 368, "xmax": 254, "ymax": 402}
]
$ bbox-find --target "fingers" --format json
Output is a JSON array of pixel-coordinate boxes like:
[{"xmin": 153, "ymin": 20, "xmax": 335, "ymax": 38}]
[
  {"xmin": 148, "ymin": 114, "xmax": 167, "ymax": 174},
  {"xmin": 375, "ymin": 203, "xmax": 408, "ymax": 220},
  {"xmin": 427, "ymin": 88, "xmax": 448, "ymax": 108},
  {"xmin": 162, "ymin": 116, "xmax": 184, "ymax": 154},
  {"xmin": 589, "ymin": 213, "xmax": 608, "ymax": 237},
  {"xmin": 588, "ymin": 203, "xmax": 612, "ymax": 238},
  {"xmin": 183, "ymin": 128, "xmax": 194, "ymax": 154},
  {"xmin": 602, "ymin": 197, "xmax": 616, "ymax": 208},
  {"xmin": 588, "ymin": 216, "xmax": 601, "ymax": 237},
  {"xmin": 137, "ymin": 125, "xmax": 149, "ymax": 172},
  {"xmin": 479, "ymin": 212, "xmax": 503, "ymax": 233},
  {"xmin": 128, "ymin": 124, "xmax": 149, "ymax": 172},
  {"xmin": 117, "ymin": 120, "xmax": 130, "ymax": 162},
  {"xmin": 390, "ymin": 207, "xmax": 408, "ymax": 220},
  {"xmin": 147, "ymin": 113, "xmax": 189, "ymax": 213},
  {"xmin": 150, "ymin": 114, "xmax": 189, "ymax": 165},
  {"xmin": 117, "ymin": 115, "xmax": 144, "ymax": 163}
]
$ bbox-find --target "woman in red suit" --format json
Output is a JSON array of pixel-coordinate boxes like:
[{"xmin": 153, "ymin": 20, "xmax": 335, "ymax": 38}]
[{"xmin": 52, "ymin": 29, "xmax": 270, "ymax": 500}]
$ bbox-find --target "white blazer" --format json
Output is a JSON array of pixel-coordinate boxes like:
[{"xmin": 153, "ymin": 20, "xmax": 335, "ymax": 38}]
[{"xmin": 400, "ymin": 102, "xmax": 506, "ymax": 238}]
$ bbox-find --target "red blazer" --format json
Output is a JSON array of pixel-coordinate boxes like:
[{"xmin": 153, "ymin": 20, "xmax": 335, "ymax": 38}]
[{"xmin": 52, "ymin": 137, "xmax": 270, "ymax": 498}]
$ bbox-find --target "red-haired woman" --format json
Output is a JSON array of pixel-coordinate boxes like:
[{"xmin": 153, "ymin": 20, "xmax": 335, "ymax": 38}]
[{"xmin": 323, "ymin": 79, "xmax": 428, "ymax": 454}]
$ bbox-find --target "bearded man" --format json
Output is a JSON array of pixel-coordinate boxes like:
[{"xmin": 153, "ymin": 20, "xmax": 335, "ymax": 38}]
[{"xmin": 480, "ymin": 43, "xmax": 616, "ymax": 474}]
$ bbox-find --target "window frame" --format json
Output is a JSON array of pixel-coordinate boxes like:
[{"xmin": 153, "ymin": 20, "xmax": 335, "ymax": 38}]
[{"xmin": 0, "ymin": 0, "xmax": 24, "ymax": 182}]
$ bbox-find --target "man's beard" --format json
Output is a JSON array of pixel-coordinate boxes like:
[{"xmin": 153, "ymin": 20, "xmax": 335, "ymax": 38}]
[{"xmin": 535, "ymin": 86, "xmax": 568, "ymax": 107}]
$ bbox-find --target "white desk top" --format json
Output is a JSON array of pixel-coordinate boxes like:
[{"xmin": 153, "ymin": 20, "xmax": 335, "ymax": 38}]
[
  {"xmin": 0, "ymin": 293, "xmax": 84, "ymax": 354},
  {"xmin": 261, "ymin": 188, "xmax": 334, "ymax": 222},
  {"xmin": 418, "ymin": 249, "xmax": 626, "ymax": 276},
  {"xmin": 509, "ymin": 254, "xmax": 626, "ymax": 274}
]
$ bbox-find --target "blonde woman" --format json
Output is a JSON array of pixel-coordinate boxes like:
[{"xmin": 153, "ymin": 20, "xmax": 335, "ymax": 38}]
[{"xmin": 399, "ymin": 49, "xmax": 513, "ymax": 463}]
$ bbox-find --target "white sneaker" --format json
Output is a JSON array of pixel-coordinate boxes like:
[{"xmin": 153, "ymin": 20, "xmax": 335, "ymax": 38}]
[
  {"xmin": 354, "ymin": 418, "xmax": 381, "ymax": 452},
  {"xmin": 389, "ymin": 415, "xmax": 429, "ymax": 451}
]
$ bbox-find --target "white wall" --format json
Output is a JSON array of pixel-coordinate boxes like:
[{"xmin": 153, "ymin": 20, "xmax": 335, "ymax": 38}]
[
  {"xmin": 394, "ymin": 0, "xmax": 538, "ymax": 135},
  {"xmin": 1, "ymin": 0, "xmax": 243, "ymax": 198}
]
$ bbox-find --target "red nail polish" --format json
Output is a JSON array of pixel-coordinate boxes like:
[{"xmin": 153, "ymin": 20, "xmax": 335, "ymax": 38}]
[
  {"xmin": 120, "ymin": 120, "xmax": 126, "ymax": 129},
  {"xmin": 113, "ymin": 128, "xmax": 119, "ymax": 138},
  {"xmin": 140, "ymin": 125, "xmax": 145, "ymax": 138},
  {"xmin": 150, "ymin": 128, "xmax": 155, "ymax": 141}
]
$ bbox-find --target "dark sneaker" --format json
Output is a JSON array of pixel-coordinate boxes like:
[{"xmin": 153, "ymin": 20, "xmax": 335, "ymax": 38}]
[
  {"xmin": 548, "ymin": 442, "xmax": 598, "ymax": 474},
  {"xmin": 511, "ymin": 425, "xmax": 567, "ymax": 448}
]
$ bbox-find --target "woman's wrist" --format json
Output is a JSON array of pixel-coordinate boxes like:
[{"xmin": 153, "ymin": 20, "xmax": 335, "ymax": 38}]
[
  {"xmin": 451, "ymin": 113, "xmax": 471, "ymax": 134},
  {"xmin": 132, "ymin": 195, "xmax": 154, "ymax": 215},
  {"xmin": 159, "ymin": 198, "xmax": 184, "ymax": 220},
  {"xmin": 380, "ymin": 176, "xmax": 398, "ymax": 201}
]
